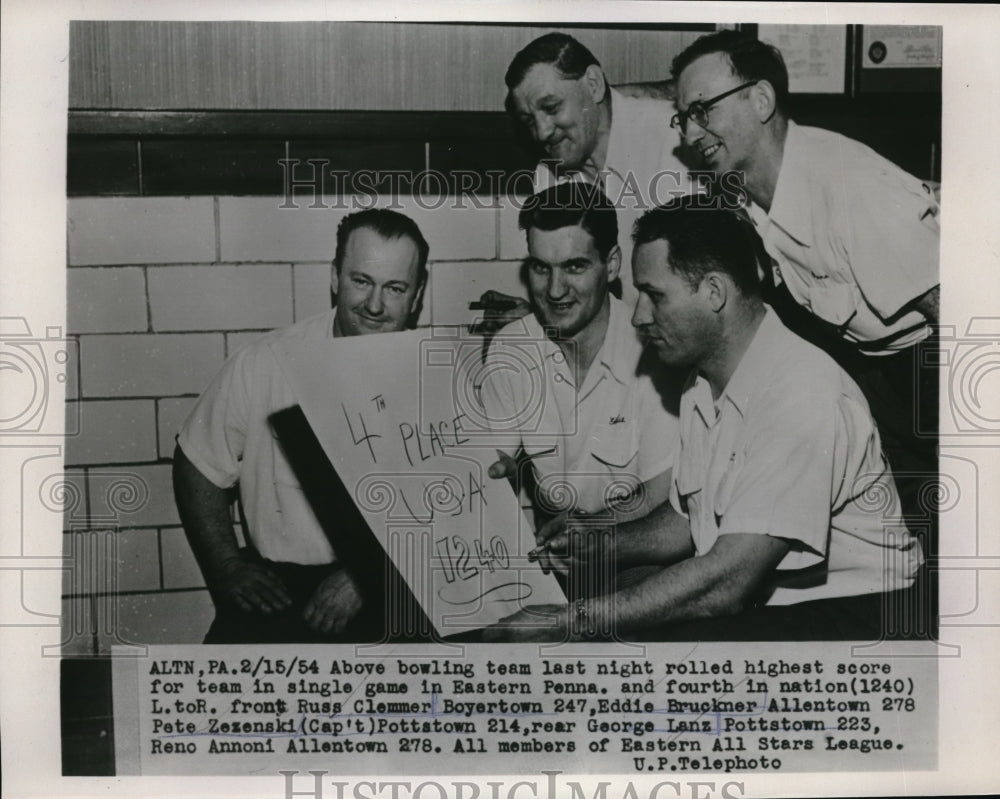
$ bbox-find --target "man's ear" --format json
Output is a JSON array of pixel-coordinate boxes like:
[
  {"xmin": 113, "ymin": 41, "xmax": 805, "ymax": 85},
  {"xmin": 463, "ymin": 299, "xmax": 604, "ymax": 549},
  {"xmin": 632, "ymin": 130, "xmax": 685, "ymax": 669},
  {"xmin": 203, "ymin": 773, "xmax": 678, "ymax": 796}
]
[
  {"xmin": 703, "ymin": 272, "xmax": 729, "ymax": 313},
  {"xmin": 751, "ymin": 79, "xmax": 778, "ymax": 123},
  {"xmin": 605, "ymin": 244, "xmax": 622, "ymax": 284},
  {"xmin": 583, "ymin": 64, "xmax": 609, "ymax": 104},
  {"xmin": 330, "ymin": 265, "xmax": 340, "ymax": 303}
]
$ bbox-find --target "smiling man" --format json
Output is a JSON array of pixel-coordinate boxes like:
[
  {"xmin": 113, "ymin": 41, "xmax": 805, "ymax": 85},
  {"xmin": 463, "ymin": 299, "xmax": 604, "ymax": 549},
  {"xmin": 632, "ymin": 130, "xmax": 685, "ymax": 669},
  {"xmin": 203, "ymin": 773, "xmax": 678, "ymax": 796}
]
[
  {"xmin": 670, "ymin": 30, "xmax": 940, "ymax": 513},
  {"xmin": 173, "ymin": 209, "xmax": 427, "ymax": 643},
  {"xmin": 479, "ymin": 183, "xmax": 679, "ymax": 600},
  {"xmin": 486, "ymin": 199, "xmax": 924, "ymax": 643},
  {"xmin": 494, "ymin": 33, "xmax": 690, "ymax": 314}
]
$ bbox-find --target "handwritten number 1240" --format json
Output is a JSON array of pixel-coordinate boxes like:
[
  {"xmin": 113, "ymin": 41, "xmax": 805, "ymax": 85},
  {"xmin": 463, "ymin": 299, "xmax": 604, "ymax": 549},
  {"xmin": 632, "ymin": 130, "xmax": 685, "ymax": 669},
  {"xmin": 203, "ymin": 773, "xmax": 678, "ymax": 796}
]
[{"xmin": 435, "ymin": 535, "xmax": 510, "ymax": 583}]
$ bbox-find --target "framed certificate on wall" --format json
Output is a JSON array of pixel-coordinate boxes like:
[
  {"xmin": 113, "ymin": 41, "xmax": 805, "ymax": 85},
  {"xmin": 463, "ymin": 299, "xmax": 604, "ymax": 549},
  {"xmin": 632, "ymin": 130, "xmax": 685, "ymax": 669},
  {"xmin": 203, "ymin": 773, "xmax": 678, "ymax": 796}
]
[{"xmin": 757, "ymin": 24, "xmax": 849, "ymax": 93}]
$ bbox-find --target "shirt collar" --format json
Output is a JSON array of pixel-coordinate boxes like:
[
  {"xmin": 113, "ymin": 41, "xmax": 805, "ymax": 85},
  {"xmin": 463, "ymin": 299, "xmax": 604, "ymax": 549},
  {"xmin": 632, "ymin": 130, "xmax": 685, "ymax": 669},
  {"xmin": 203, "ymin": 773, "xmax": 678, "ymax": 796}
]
[
  {"xmin": 753, "ymin": 120, "xmax": 815, "ymax": 246},
  {"xmin": 539, "ymin": 297, "xmax": 634, "ymax": 388},
  {"xmin": 687, "ymin": 372, "xmax": 717, "ymax": 428},
  {"xmin": 596, "ymin": 297, "xmax": 639, "ymax": 385}
]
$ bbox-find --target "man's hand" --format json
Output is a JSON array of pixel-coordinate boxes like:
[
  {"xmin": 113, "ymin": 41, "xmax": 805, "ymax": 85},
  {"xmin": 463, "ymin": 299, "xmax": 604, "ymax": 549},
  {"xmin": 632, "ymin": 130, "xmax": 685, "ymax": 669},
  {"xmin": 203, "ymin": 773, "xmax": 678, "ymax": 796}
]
[
  {"xmin": 487, "ymin": 450, "xmax": 518, "ymax": 480},
  {"xmin": 468, "ymin": 291, "xmax": 531, "ymax": 338},
  {"xmin": 531, "ymin": 511, "xmax": 570, "ymax": 568},
  {"xmin": 481, "ymin": 604, "xmax": 569, "ymax": 643},
  {"xmin": 530, "ymin": 511, "xmax": 614, "ymax": 574},
  {"xmin": 530, "ymin": 511, "xmax": 572, "ymax": 574},
  {"xmin": 303, "ymin": 568, "xmax": 363, "ymax": 635},
  {"xmin": 215, "ymin": 556, "xmax": 292, "ymax": 614}
]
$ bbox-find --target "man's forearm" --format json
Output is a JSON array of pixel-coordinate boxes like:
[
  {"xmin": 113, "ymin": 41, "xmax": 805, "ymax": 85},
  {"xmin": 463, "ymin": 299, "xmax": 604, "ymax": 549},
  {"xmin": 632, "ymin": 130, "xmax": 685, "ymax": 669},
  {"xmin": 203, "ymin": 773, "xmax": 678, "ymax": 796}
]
[
  {"xmin": 172, "ymin": 444, "xmax": 242, "ymax": 588},
  {"xmin": 608, "ymin": 469, "xmax": 671, "ymax": 526},
  {"xmin": 609, "ymin": 499, "xmax": 694, "ymax": 568},
  {"xmin": 586, "ymin": 534, "xmax": 790, "ymax": 634}
]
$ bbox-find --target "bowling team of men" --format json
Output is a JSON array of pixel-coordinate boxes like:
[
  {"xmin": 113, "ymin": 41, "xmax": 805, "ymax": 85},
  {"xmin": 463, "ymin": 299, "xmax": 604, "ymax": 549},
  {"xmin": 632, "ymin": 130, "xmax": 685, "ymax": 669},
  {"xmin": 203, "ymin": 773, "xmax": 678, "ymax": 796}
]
[{"xmin": 175, "ymin": 30, "xmax": 937, "ymax": 643}]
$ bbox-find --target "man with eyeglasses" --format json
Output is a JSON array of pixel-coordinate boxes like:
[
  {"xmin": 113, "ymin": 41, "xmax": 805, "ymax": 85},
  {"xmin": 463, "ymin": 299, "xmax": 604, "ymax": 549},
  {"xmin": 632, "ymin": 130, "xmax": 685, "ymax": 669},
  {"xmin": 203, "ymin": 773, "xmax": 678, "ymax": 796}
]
[{"xmin": 669, "ymin": 30, "xmax": 940, "ymax": 520}]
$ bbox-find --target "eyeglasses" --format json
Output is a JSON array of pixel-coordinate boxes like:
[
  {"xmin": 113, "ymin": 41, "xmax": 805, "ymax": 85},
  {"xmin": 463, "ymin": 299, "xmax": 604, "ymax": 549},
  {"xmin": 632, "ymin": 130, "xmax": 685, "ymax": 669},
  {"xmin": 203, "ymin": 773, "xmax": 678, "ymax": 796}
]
[{"xmin": 670, "ymin": 81, "xmax": 758, "ymax": 134}]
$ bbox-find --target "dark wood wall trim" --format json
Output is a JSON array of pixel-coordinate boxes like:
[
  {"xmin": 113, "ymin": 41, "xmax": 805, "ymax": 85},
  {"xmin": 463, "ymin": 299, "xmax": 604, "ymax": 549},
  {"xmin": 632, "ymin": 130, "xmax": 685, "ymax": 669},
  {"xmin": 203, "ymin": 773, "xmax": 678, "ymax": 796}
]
[
  {"xmin": 67, "ymin": 101, "xmax": 941, "ymax": 198},
  {"xmin": 67, "ymin": 111, "xmax": 538, "ymax": 197},
  {"xmin": 68, "ymin": 110, "xmax": 518, "ymax": 141}
]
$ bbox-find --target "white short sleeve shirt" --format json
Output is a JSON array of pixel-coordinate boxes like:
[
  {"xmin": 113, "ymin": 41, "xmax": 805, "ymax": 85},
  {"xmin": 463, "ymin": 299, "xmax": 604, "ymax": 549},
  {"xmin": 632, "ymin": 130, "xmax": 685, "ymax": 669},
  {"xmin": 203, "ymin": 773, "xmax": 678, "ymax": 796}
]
[
  {"xmin": 745, "ymin": 122, "xmax": 939, "ymax": 354},
  {"xmin": 480, "ymin": 298, "xmax": 679, "ymax": 515},
  {"xmin": 177, "ymin": 311, "xmax": 340, "ymax": 565},
  {"xmin": 670, "ymin": 308, "xmax": 923, "ymax": 604}
]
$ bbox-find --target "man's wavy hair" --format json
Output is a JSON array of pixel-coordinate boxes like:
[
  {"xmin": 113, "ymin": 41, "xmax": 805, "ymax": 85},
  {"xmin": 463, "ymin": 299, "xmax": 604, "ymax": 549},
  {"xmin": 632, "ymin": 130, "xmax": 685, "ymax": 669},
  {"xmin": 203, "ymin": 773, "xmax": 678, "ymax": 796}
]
[
  {"xmin": 633, "ymin": 196, "xmax": 762, "ymax": 297},
  {"xmin": 519, "ymin": 182, "xmax": 619, "ymax": 261},
  {"xmin": 505, "ymin": 32, "xmax": 602, "ymax": 91}
]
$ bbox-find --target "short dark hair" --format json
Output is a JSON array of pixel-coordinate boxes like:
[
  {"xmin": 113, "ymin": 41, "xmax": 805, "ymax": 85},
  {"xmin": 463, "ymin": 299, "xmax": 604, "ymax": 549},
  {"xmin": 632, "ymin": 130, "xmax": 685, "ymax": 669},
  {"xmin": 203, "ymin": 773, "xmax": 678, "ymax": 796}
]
[
  {"xmin": 505, "ymin": 32, "xmax": 601, "ymax": 90},
  {"xmin": 334, "ymin": 208, "xmax": 429, "ymax": 284},
  {"xmin": 671, "ymin": 30, "xmax": 789, "ymax": 110},
  {"xmin": 519, "ymin": 183, "xmax": 618, "ymax": 260},
  {"xmin": 632, "ymin": 196, "xmax": 761, "ymax": 296}
]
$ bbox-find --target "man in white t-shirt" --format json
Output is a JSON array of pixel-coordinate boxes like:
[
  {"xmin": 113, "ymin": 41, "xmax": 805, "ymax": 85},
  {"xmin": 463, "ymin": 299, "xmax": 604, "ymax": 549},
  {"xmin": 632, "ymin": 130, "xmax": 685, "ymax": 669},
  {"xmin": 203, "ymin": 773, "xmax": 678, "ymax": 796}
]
[{"xmin": 173, "ymin": 209, "xmax": 427, "ymax": 642}]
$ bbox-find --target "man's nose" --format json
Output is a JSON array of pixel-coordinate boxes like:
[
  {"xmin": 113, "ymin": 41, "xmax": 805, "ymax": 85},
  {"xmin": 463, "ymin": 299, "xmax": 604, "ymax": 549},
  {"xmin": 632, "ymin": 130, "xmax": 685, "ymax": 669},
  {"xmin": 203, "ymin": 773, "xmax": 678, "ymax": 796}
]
[
  {"xmin": 681, "ymin": 117, "xmax": 707, "ymax": 145},
  {"xmin": 364, "ymin": 287, "xmax": 384, "ymax": 315},
  {"xmin": 535, "ymin": 114, "xmax": 556, "ymax": 142},
  {"xmin": 631, "ymin": 293, "xmax": 651, "ymax": 328},
  {"xmin": 547, "ymin": 269, "xmax": 568, "ymax": 298}
]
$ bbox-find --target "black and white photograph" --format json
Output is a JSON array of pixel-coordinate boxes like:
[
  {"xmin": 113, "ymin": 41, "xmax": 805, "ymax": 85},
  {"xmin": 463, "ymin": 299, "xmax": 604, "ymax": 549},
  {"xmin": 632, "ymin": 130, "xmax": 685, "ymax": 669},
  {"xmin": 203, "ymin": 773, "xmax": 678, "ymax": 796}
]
[{"xmin": 0, "ymin": 2, "xmax": 997, "ymax": 797}]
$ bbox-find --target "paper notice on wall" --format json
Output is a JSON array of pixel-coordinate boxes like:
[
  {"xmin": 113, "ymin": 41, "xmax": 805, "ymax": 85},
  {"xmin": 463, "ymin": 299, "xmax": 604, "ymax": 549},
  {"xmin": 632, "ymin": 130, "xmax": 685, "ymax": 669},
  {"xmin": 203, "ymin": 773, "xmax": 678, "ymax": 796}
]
[
  {"xmin": 758, "ymin": 24, "xmax": 847, "ymax": 93},
  {"xmin": 276, "ymin": 328, "xmax": 565, "ymax": 637},
  {"xmin": 863, "ymin": 25, "xmax": 942, "ymax": 69}
]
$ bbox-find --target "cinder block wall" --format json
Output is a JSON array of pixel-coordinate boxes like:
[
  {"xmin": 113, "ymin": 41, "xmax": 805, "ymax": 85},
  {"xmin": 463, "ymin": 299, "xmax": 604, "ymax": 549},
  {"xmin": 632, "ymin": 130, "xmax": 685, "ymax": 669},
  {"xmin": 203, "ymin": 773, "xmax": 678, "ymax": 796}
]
[{"xmin": 63, "ymin": 194, "xmax": 528, "ymax": 652}]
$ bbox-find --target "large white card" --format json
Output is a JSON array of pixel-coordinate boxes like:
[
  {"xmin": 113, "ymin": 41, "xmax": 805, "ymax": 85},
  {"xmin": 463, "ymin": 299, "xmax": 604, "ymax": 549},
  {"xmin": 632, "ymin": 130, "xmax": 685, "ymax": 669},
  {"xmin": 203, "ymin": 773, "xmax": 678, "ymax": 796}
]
[{"xmin": 277, "ymin": 328, "xmax": 565, "ymax": 636}]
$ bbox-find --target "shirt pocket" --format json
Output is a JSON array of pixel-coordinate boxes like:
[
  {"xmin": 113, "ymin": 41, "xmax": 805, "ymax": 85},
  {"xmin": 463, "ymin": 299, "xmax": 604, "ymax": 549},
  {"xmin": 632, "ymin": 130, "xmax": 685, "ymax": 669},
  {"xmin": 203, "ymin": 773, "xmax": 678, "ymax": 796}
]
[
  {"xmin": 585, "ymin": 422, "xmax": 641, "ymax": 509},
  {"xmin": 269, "ymin": 431, "xmax": 321, "ymax": 540},
  {"xmin": 589, "ymin": 422, "xmax": 639, "ymax": 471},
  {"xmin": 672, "ymin": 450, "xmax": 703, "ymax": 516},
  {"xmin": 712, "ymin": 446, "xmax": 746, "ymax": 524},
  {"xmin": 673, "ymin": 453, "xmax": 712, "ymax": 552}
]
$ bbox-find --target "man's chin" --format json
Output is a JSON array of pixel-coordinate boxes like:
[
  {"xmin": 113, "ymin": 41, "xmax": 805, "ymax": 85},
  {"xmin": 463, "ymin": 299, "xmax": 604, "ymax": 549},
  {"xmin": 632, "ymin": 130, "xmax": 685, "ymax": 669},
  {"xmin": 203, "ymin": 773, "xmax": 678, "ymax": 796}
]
[
  {"xmin": 547, "ymin": 153, "xmax": 584, "ymax": 175},
  {"xmin": 352, "ymin": 316, "xmax": 392, "ymax": 334},
  {"xmin": 538, "ymin": 318, "xmax": 583, "ymax": 339},
  {"xmin": 651, "ymin": 341, "xmax": 682, "ymax": 365}
]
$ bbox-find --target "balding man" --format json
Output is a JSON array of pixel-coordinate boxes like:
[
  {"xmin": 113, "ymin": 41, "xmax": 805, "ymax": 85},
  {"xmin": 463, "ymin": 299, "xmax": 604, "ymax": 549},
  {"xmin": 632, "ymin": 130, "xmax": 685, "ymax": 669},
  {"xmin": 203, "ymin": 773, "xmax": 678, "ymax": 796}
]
[
  {"xmin": 174, "ymin": 209, "xmax": 428, "ymax": 643},
  {"xmin": 670, "ymin": 30, "xmax": 940, "ymax": 514}
]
